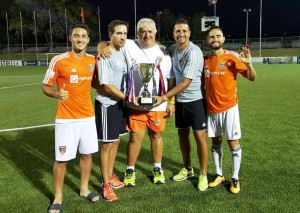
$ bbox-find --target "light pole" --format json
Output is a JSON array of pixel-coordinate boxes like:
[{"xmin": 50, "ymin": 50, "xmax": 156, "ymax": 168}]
[
  {"xmin": 243, "ymin": 8, "xmax": 251, "ymax": 45},
  {"xmin": 157, "ymin": 11, "xmax": 162, "ymax": 40}
]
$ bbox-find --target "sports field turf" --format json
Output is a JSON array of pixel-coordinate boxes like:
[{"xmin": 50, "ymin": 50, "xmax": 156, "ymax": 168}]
[{"xmin": 0, "ymin": 64, "xmax": 299, "ymax": 212}]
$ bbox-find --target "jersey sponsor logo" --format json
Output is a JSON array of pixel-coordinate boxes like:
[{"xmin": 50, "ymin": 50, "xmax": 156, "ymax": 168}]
[
  {"xmin": 70, "ymin": 75, "xmax": 79, "ymax": 83},
  {"xmin": 204, "ymin": 69, "xmax": 225, "ymax": 77},
  {"xmin": 88, "ymin": 64, "xmax": 94, "ymax": 72},
  {"xmin": 59, "ymin": 146, "xmax": 66, "ymax": 154}
]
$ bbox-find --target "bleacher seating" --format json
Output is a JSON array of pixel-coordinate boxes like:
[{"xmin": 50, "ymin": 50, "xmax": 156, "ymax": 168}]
[
  {"xmin": 249, "ymin": 41, "xmax": 282, "ymax": 49},
  {"xmin": 52, "ymin": 46, "xmax": 70, "ymax": 53},
  {"xmin": 291, "ymin": 40, "xmax": 300, "ymax": 48},
  {"xmin": 86, "ymin": 46, "xmax": 97, "ymax": 53},
  {"xmin": 0, "ymin": 47, "xmax": 22, "ymax": 54},
  {"xmin": 223, "ymin": 43, "xmax": 242, "ymax": 50},
  {"xmin": 23, "ymin": 47, "xmax": 49, "ymax": 53}
]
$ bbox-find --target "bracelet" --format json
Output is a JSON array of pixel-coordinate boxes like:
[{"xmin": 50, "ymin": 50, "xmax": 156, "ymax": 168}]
[{"xmin": 168, "ymin": 100, "xmax": 175, "ymax": 105}]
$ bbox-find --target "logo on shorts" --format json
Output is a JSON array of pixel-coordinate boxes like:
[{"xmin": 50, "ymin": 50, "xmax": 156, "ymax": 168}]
[
  {"xmin": 155, "ymin": 119, "xmax": 161, "ymax": 126},
  {"xmin": 202, "ymin": 122, "xmax": 206, "ymax": 127},
  {"xmin": 59, "ymin": 146, "xmax": 66, "ymax": 155}
]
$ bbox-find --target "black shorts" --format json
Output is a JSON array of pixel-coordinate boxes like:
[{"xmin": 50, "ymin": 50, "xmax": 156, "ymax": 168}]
[
  {"xmin": 95, "ymin": 100, "xmax": 127, "ymax": 142},
  {"xmin": 175, "ymin": 99, "xmax": 207, "ymax": 130}
]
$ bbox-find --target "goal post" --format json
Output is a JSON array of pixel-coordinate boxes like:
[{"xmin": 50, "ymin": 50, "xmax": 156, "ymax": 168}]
[{"xmin": 46, "ymin": 53, "xmax": 62, "ymax": 65}]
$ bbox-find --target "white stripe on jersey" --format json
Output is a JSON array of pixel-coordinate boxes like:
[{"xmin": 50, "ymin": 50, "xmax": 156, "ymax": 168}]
[
  {"xmin": 98, "ymin": 59, "xmax": 108, "ymax": 85},
  {"xmin": 43, "ymin": 53, "xmax": 69, "ymax": 84},
  {"xmin": 185, "ymin": 46, "xmax": 198, "ymax": 79},
  {"xmin": 225, "ymin": 50, "xmax": 241, "ymax": 60},
  {"xmin": 101, "ymin": 105, "xmax": 108, "ymax": 140}
]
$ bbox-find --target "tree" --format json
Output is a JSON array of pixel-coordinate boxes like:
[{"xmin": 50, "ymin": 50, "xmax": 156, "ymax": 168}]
[{"xmin": 0, "ymin": 0, "xmax": 100, "ymax": 47}]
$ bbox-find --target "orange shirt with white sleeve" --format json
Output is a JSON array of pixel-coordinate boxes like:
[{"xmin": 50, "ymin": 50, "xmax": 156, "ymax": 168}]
[
  {"xmin": 204, "ymin": 50, "xmax": 248, "ymax": 113},
  {"xmin": 43, "ymin": 52, "xmax": 96, "ymax": 120}
]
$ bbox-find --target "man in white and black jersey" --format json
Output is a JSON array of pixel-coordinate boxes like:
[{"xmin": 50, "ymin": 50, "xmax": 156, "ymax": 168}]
[
  {"xmin": 93, "ymin": 20, "xmax": 129, "ymax": 202},
  {"xmin": 154, "ymin": 18, "xmax": 209, "ymax": 191}
]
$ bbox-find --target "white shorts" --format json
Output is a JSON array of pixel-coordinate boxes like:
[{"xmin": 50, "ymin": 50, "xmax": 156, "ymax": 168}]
[
  {"xmin": 55, "ymin": 117, "xmax": 99, "ymax": 161},
  {"xmin": 207, "ymin": 104, "xmax": 241, "ymax": 140}
]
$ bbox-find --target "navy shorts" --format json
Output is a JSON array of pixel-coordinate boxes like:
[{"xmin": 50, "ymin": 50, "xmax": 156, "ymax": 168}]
[
  {"xmin": 175, "ymin": 99, "xmax": 207, "ymax": 131},
  {"xmin": 95, "ymin": 100, "xmax": 127, "ymax": 142}
]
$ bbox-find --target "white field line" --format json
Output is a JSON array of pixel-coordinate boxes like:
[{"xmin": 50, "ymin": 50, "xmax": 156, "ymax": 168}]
[
  {"xmin": 0, "ymin": 124, "xmax": 55, "ymax": 133},
  {"xmin": 0, "ymin": 75, "xmax": 43, "ymax": 78},
  {"xmin": 0, "ymin": 83, "xmax": 41, "ymax": 90}
]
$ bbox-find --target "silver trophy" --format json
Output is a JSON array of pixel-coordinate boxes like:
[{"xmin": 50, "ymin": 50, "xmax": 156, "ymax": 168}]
[{"xmin": 137, "ymin": 63, "xmax": 157, "ymax": 105}]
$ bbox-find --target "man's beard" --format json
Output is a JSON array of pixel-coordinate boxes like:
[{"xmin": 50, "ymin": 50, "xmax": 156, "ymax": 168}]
[{"xmin": 210, "ymin": 42, "xmax": 223, "ymax": 50}]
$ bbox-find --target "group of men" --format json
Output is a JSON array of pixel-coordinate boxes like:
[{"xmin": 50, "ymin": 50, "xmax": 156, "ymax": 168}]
[{"xmin": 43, "ymin": 17, "xmax": 256, "ymax": 213}]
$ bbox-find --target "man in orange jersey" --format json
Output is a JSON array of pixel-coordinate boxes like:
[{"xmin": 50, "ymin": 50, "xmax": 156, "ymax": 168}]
[
  {"xmin": 204, "ymin": 26, "xmax": 257, "ymax": 194},
  {"xmin": 43, "ymin": 23, "xmax": 99, "ymax": 213}
]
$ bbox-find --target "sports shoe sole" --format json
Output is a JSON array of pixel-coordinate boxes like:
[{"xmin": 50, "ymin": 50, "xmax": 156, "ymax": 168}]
[{"xmin": 172, "ymin": 174, "xmax": 194, "ymax": 182}]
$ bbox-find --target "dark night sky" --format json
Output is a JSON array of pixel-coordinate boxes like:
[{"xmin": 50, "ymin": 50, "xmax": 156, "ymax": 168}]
[{"xmin": 88, "ymin": 0, "xmax": 300, "ymax": 40}]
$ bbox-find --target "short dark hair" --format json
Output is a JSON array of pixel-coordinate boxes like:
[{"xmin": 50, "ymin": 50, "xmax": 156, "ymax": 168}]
[
  {"xmin": 173, "ymin": 18, "xmax": 190, "ymax": 30},
  {"xmin": 206, "ymin": 26, "xmax": 223, "ymax": 38},
  {"xmin": 69, "ymin": 23, "xmax": 89, "ymax": 36},
  {"xmin": 108, "ymin": 20, "xmax": 129, "ymax": 35}
]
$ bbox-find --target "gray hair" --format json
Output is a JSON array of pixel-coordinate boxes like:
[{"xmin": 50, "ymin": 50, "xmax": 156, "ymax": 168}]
[{"xmin": 137, "ymin": 18, "xmax": 157, "ymax": 34}]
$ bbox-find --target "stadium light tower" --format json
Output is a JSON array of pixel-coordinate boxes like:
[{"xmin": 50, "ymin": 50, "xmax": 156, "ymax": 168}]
[
  {"xmin": 243, "ymin": 8, "xmax": 251, "ymax": 45},
  {"xmin": 157, "ymin": 11, "xmax": 162, "ymax": 40}
]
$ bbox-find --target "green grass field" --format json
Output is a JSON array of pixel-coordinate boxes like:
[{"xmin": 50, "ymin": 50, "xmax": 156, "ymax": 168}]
[{"xmin": 0, "ymin": 65, "xmax": 300, "ymax": 213}]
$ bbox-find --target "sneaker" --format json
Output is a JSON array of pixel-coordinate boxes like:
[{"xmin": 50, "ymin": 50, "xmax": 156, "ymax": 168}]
[
  {"xmin": 230, "ymin": 178, "xmax": 240, "ymax": 194},
  {"xmin": 208, "ymin": 174, "xmax": 225, "ymax": 188},
  {"xmin": 124, "ymin": 169, "xmax": 136, "ymax": 187},
  {"xmin": 172, "ymin": 168, "xmax": 194, "ymax": 181},
  {"xmin": 197, "ymin": 174, "xmax": 208, "ymax": 191},
  {"xmin": 109, "ymin": 174, "xmax": 125, "ymax": 189},
  {"xmin": 102, "ymin": 183, "xmax": 117, "ymax": 202},
  {"xmin": 153, "ymin": 167, "xmax": 166, "ymax": 184}
]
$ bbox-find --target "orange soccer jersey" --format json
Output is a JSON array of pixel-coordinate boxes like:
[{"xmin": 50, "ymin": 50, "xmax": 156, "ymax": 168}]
[
  {"xmin": 43, "ymin": 52, "xmax": 96, "ymax": 119},
  {"xmin": 204, "ymin": 50, "xmax": 248, "ymax": 113}
]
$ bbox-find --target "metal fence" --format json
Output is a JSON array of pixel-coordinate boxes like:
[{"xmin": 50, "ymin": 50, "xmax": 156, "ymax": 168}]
[{"xmin": 1, "ymin": 36, "xmax": 299, "ymax": 54}]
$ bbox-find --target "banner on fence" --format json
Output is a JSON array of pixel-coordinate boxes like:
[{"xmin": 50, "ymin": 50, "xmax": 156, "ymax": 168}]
[
  {"xmin": 23, "ymin": 60, "xmax": 37, "ymax": 66},
  {"xmin": 252, "ymin": 57, "xmax": 296, "ymax": 64},
  {"xmin": 0, "ymin": 60, "xmax": 22, "ymax": 66}
]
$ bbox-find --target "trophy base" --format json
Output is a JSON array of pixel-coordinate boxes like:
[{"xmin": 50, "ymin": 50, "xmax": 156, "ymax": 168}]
[{"xmin": 138, "ymin": 97, "xmax": 157, "ymax": 105}]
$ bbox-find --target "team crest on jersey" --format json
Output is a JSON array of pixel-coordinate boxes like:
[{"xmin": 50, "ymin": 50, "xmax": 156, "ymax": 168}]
[
  {"xmin": 155, "ymin": 119, "xmax": 161, "ymax": 126},
  {"xmin": 219, "ymin": 62, "xmax": 226, "ymax": 69},
  {"xmin": 88, "ymin": 64, "xmax": 94, "ymax": 72},
  {"xmin": 179, "ymin": 58, "xmax": 186, "ymax": 67},
  {"xmin": 70, "ymin": 75, "xmax": 78, "ymax": 83},
  {"xmin": 59, "ymin": 146, "xmax": 66, "ymax": 155}
]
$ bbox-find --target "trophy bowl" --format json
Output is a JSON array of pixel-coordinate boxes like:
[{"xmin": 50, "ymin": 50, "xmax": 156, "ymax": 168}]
[{"xmin": 137, "ymin": 63, "xmax": 157, "ymax": 105}]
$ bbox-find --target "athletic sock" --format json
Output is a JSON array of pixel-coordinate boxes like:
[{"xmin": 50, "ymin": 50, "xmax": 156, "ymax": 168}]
[
  {"xmin": 231, "ymin": 146, "xmax": 242, "ymax": 180},
  {"xmin": 211, "ymin": 144, "xmax": 223, "ymax": 176},
  {"xmin": 154, "ymin": 163, "xmax": 162, "ymax": 169},
  {"xmin": 126, "ymin": 165, "xmax": 135, "ymax": 171}
]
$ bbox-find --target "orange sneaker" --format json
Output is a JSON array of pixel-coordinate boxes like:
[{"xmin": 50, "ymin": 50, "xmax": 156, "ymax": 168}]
[
  {"xmin": 102, "ymin": 183, "xmax": 118, "ymax": 202},
  {"xmin": 109, "ymin": 174, "xmax": 125, "ymax": 189}
]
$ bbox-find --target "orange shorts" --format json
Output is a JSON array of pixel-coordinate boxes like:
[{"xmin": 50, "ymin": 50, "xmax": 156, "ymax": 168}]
[{"xmin": 126, "ymin": 109, "xmax": 167, "ymax": 132}]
